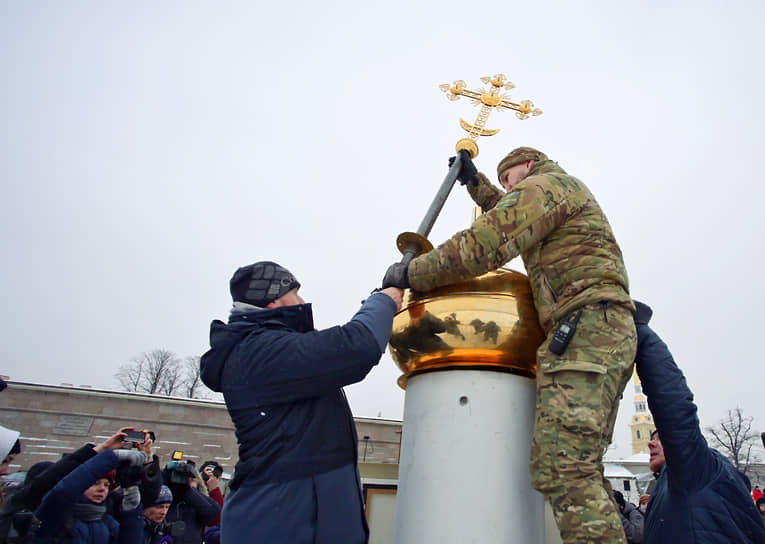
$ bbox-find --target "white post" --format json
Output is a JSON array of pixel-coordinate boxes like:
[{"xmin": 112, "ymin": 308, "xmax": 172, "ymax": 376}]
[{"xmin": 394, "ymin": 369, "xmax": 545, "ymax": 544}]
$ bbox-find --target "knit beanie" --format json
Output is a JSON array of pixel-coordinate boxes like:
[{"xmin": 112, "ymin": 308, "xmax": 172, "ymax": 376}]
[
  {"xmin": 146, "ymin": 485, "xmax": 173, "ymax": 507},
  {"xmin": 496, "ymin": 146, "xmax": 548, "ymax": 181},
  {"xmin": 229, "ymin": 261, "xmax": 300, "ymax": 308}
]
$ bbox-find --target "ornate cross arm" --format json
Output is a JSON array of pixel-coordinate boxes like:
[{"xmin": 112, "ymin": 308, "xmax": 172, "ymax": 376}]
[{"xmin": 439, "ymin": 74, "xmax": 542, "ymax": 158}]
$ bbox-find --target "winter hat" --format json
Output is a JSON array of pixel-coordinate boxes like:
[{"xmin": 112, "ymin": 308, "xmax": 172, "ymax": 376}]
[
  {"xmin": 146, "ymin": 484, "xmax": 173, "ymax": 507},
  {"xmin": 230, "ymin": 261, "xmax": 300, "ymax": 308},
  {"xmin": 96, "ymin": 469, "xmax": 116, "ymax": 490},
  {"xmin": 0, "ymin": 425, "xmax": 20, "ymax": 460},
  {"xmin": 496, "ymin": 146, "xmax": 548, "ymax": 181}
]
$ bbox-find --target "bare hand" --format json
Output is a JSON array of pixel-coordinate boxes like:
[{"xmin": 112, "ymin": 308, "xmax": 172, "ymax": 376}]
[
  {"xmin": 381, "ymin": 287, "xmax": 404, "ymax": 311},
  {"xmin": 203, "ymin": 466, "xmax": 220, "ymax": 491},
  {"xmin": 639, "ymin": 494, "xmax": 650, "ymax": 506},
  {"xmin": 94, "ymin": 428, "xmax": 129, "ymax": 453}
]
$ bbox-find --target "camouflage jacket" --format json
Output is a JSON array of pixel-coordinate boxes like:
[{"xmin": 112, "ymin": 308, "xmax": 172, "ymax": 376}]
[{"xmin": 408, "ymin": 160, "xmax": 634, "ymax": 333}]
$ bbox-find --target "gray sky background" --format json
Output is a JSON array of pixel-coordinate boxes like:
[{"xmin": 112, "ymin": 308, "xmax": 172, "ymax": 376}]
[{"xmin": 2, "ymin": 1, "xmax": 764, "ymax": 459}]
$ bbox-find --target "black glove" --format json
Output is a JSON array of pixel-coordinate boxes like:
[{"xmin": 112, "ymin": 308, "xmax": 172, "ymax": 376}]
[
  {"xmin": 115, "ymin": 462, "xmax": 143, "ymax": 489},
  {"xmin": 139, "ymin": 456, "xmax": 162, "ymax": 507},
  {"xmin": 448, "ymin": 149, "xmax": 478, "ymax": 186},
  {"xmin": 382, "ymin": 262, "xmax": 410, "ymax": 289}
]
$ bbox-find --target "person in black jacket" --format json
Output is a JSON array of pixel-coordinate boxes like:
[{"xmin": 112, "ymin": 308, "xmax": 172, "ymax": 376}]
[
  {"xmin": 141, "ymin": 485, "xmax": 178, "ymax": 544},
  {"xmin": 160, "ymin": 461, "xmax": 218, "ymax": 544},
  {"xmin": 200, "ymin": 261, "xmax": 403, "ymax": 544},
  {"xmin": 613, "ymin": 490, "xmax": 644, "ymax": 544},
  {"xmin": 633, "ymin": 301, "xmax": 765, "ymax": 543}
]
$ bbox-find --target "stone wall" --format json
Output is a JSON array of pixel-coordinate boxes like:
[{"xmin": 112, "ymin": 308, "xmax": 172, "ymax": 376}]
[{"xmin": 0, "ymin": 382, "xmax": 402, "ymax": 475}]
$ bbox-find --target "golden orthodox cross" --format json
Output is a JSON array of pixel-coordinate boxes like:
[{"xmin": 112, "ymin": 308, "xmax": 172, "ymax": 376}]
[{"xmin": 440, "ymin": 74, "xmax": 542, "ymax": 158}]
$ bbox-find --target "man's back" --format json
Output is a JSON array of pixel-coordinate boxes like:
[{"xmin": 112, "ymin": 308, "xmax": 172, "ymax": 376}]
[{"xmin": 409, "ymin": 159, "xmax": 633, "ymax": 331}]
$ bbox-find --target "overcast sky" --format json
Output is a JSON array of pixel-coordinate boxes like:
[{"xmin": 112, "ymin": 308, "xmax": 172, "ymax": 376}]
[{"xmin": 2, "ymin": 1, "xmax": 764, "ymax": 459}]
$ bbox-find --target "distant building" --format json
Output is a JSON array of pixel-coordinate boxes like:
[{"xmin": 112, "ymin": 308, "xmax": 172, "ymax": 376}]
[{"xmin": 629, "ymin": 369, "xmax": 654, "ymax": 455}]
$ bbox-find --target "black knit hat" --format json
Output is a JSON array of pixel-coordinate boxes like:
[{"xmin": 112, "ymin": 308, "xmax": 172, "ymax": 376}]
[{"xmin": 229, "ymin": 261, "xmax": 300, "ymax": 307}]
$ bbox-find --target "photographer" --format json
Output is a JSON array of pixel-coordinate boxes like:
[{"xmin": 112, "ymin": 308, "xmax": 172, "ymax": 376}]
[
  {"xmin": 198, "ymin": 462, "xmax": 223, "ymax": 544},
  {"xmin": 161, "ymin": 461, "xmax": 219, "ymax": 544},
  {"xmin": 613, "ymin": 490, "xmax": 644, "ymax": 544},
  {"xmin": 33, "ymin": 428, "xmax": 147, "ymax": 543},
  {"xmin": 1, "ymin": 428, "xmax": 154, "ymax": 543}
]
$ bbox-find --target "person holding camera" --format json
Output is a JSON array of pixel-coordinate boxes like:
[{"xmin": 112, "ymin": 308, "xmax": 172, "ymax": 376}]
[
  {"xmin": 33, "ymin": 428, "xmax": 147, "ymax": 544},
  {"xmin": 200, "ymin": 261, "xmax": 403, "ymax": 543},
  {"xmin": 633, "ymin": 301, "xmax": 765, "ymax": 542},
  {"xmin": 612, "ymin": 490, "xmax": 644, "ymax": 544},
  {"xmin": 197, "ymin": 462, "xmax": 223, "ymax": 544},
  {"xmin": 1, "ymin": 428, "xmax": 155, "ymax": 543},
  {"xmin": 161, "ymin": 460, "xmax": 219, "ymax": 544}
]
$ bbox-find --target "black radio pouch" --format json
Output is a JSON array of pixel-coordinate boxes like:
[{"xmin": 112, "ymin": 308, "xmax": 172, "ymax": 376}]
[{"xmin": 549, "ymin": 309, "xmax": 583, "ymax": 355}]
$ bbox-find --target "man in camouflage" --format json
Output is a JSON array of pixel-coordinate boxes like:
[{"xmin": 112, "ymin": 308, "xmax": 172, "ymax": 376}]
[{"xmin": 383, "ymin": 147, "xmax": 637, "ymax": 543}]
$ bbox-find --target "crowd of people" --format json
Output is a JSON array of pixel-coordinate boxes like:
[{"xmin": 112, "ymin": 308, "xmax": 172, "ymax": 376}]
[
  {"xmin": 3, "ymin": 146, "xmax": 765, "ymax": 543},
  {"xmin": 0, "ymin": 426, "xmax": 223, "ymax": 544}
]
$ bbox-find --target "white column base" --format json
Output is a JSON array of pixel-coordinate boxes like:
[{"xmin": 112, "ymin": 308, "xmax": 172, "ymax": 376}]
[{"xmin": 394, "ymin": 369, "xmax": 545, "ymax": 544}]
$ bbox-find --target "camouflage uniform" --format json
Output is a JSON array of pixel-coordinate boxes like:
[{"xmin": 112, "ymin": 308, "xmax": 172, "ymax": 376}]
[{"xmin": 408, "ymin": 152, "xmax": 636, "ymax": 543}]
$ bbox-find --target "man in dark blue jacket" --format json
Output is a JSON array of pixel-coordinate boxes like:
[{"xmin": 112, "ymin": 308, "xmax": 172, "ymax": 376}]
[
  {"xmin": 633, "ymin": 301, "xmax": 765, "ymax": 543},
  {"xmin": 200, "ymin": 261, "xmax": 403, "ymax": 544}
]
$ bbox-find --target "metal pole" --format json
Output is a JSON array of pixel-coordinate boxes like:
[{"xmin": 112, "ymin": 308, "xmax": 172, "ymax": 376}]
[{"xmin": 399, "ymin": 153, "xmax": 463, "ymax": 265}]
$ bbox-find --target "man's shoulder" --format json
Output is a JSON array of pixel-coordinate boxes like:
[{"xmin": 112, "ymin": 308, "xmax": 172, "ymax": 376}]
[{"xmin": 522, "ymin": 170, "xmax": 590, "ymax": 194}]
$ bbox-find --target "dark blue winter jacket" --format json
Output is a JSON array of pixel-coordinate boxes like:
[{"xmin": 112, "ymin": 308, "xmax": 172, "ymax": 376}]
[
  {"xmin": 200, "ymin": 292, "xmax": 396, "ymax": 490},
  {"xmin": 634, "ymin": 303, "xmax": 765, "ymax": 543},
  {"xmin": 34, "ymin": 450, "xmax": 142, "ymax": 544}
]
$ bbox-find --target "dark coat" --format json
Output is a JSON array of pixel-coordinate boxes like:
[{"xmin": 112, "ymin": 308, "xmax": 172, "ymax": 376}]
[
  {"xmin": 1, "ymin": 444, "xmax": 101, "ymax": 543},
  {"xmin": 635, "ymin": 309, "xmax": 765, "ymax": 543},
  {"xmin": 33, "ymin": 450, "xmax": 142, "ymax": 544},
  {"xmin": 163, "ymin": 487, "xmax": 219, "ymax": 544},
  {"xmin": 200, "ymin": 294, "xmax": 395, "ymax": 488},
  {"xmin": 200, "ymin": 293, "xmax": 396, "ymax": 544},
  {"xmin": 619, "ymin": 501, "xmax": 644, "ymax": 544}
]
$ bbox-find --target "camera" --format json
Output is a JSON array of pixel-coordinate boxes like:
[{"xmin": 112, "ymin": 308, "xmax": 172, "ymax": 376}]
[
  {"xmin": 122, "ymin": 430, "xmax": 146, "ymax": 443},
  {"xmin": 200, "ymin": 461, "xmax": 223, "ymax": 481},
  {"xmin": 165, "ymin": 460, "xmax": 198, "ymax": 485}
]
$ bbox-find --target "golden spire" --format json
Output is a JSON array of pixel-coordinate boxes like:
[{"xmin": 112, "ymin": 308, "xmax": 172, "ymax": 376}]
[{"xmin": 439, "ymin": 74, "xmax": 542, "ymax": 158}]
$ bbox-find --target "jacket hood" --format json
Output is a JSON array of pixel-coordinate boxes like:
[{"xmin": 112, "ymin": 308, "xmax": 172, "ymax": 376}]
[
  {"xmin": 200, "ymin": 303, "xmax": 314, "ymax": 392},
  {"xmin": 0, "ymin": 425, "xmax": 20, "ymax": 459}
]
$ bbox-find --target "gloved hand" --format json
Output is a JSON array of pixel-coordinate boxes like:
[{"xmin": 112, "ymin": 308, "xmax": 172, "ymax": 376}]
[
  {"xmin": 448, "ymin": 149, "xmax": 478, "ymax": 186},
  {"xmin": 139, "ymin": 456, "xmax": 162, "ymax": 506},
  {"xmin": 113, "ymin": 449, "xmax": 149, "ymax": 466},
  {"xmin": 116, "ymin": 462, "xmax": 143, "ymax": 488},
  {"xmin": 121, "ymin": 485, "xmax": 140, "ymax": 511},
  {"xmin": 382, "ymin": 262, "xmax": 410, "ymax": 289}
]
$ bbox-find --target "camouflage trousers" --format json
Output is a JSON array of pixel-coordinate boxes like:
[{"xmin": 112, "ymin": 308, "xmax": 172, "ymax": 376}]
[{"xmin": 529, "ymin": 302, "xmax": 636, "ymax": 544}]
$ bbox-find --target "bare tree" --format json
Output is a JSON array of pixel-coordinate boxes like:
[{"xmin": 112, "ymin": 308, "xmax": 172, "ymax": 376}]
[
  {"xmin": 705, "ymin": 407, "xmax": 759, "ymax": 477},
  {"xmin": 116, "ymin": 350, "xmax": 214, "ymax": 399},
  {"xmin": 116, "ymin": 349, "xmax": 181, "ymax": 396},
  {"xmin": 180, "ymin": 355, "xmax": 205, "ymax": 399}
]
